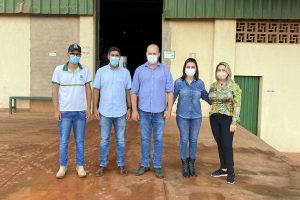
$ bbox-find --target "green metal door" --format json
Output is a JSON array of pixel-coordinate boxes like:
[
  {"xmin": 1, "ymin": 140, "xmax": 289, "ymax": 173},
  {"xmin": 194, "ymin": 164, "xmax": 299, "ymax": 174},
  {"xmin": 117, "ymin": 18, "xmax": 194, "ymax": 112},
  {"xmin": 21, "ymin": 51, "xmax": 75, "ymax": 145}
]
[{"xmin": 234, "ymin": 76, "xmax": 260, "ymax": 135}]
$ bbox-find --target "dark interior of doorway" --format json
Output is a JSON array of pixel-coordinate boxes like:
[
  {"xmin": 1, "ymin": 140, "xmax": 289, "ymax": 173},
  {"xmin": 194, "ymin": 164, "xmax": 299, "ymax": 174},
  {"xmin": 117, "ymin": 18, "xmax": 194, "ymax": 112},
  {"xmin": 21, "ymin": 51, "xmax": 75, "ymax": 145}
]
[{"xmin": 97, "ymin": 0, "xmax": 163, "ymax": 76}]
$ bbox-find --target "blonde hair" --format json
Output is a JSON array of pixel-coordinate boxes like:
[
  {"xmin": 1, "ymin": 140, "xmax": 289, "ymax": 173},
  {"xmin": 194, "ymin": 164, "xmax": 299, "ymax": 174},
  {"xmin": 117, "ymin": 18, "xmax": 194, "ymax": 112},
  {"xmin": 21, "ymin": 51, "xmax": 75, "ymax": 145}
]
[{"xmin": 215, "ymin": 62, "xmax": 233, "ymax": 83}]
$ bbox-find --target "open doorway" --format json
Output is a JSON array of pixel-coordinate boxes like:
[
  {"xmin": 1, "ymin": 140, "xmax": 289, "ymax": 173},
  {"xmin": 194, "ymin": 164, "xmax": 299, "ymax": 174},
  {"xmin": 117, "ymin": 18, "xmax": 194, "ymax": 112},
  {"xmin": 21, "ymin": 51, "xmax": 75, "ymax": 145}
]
[{"xmin": 97, "ymin": 0, "xmax": 163, "ymax": 76}]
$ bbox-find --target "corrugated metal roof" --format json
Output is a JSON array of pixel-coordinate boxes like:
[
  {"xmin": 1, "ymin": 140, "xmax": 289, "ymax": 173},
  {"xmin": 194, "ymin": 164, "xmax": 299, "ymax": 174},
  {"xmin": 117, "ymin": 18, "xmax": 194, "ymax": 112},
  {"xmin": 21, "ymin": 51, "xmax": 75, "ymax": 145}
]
[
  {"xmin": 163, "ymin": 0, "xmax": 300, "ymax": 20},
  {"xmin": 0, "ymin": 0, "xmax": 93, "ymax": 15}
]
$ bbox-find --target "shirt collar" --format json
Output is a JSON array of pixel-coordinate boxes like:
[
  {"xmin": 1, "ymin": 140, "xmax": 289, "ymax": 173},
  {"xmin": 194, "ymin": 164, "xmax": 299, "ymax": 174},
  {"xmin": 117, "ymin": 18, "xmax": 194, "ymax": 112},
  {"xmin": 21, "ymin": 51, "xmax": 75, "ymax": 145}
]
[
  {"xmin": 144, "ymin": 62, "xmax": 161, "ymax": 68},
  {"xmin": 184, "ymin": 78, "xmax": 196, "ymax": 85},
  {"xmin": 63, "ymin": 62, "xmax": 83, "ymax": 71}
]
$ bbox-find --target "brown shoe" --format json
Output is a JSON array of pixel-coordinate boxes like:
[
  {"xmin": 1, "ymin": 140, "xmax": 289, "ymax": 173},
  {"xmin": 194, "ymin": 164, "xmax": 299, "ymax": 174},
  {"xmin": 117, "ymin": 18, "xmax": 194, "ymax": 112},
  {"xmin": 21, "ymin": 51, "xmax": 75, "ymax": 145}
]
[
  {"xmin": 96, "ymin": 166, "xmax": 105, "ymax": 177},
  {"xmin": 119, "ymin": 166, "xmax": 128, "ymax": 176}
]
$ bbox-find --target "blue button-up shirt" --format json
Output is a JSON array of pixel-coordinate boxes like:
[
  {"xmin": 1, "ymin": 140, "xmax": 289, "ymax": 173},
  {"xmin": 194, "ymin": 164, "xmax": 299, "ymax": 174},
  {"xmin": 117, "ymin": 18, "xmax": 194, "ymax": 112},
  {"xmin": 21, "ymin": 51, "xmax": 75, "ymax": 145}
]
[
  {"xmin": 174, "ymin": 78, "xmax": 211, "ymax": 119},
  {"xmin": 93, "ymin": 65, "xmax": 131, "ymax": 118},
  {"xmin": 131, "ymin": 62, "xmax": 174, "ymax": 113}
]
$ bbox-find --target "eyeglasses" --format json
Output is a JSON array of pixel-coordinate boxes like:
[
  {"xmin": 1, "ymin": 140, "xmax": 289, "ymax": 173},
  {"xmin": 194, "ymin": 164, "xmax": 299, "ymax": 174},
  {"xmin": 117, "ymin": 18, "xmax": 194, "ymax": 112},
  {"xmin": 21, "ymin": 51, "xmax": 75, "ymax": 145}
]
[{"xmin": 69, "ymin": 53, "xmax": 81, "ymax": 56}]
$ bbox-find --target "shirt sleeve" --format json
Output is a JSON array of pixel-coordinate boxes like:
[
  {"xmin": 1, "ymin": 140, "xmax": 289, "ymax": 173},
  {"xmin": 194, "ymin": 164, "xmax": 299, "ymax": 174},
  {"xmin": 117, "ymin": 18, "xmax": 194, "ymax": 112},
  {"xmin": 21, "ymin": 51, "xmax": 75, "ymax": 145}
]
[
  {"xmin": 126, "ymin": 70, "xmax": 132, "ymax": 90},
  {"xmin": 93, "ymin": 69, "xmax": 101, "ymax": 89},
  {"xmin": 51, "ymin": 67, "xmax": 60, "ymax": 85},
  {"xmin": 200, "ymin": 82, "xmax": 212, "ymax": 105},
  {"xmin": 130, "ymin": 68, "xmax": 140, "ymax": 95},
  {"xmin": 232, "ymin": 83, "xmax": 242, "ymax": 125},
  {"xmin": 173, "ymin": 80, "xmax": 180, "ymax": 103},
  {"xmin": 165, "ymin": 68, "xmax": 174, "ymax": 93},
  {"xmin": 85, "ymin": 68, "xmax": 92, "ymax": 84}
]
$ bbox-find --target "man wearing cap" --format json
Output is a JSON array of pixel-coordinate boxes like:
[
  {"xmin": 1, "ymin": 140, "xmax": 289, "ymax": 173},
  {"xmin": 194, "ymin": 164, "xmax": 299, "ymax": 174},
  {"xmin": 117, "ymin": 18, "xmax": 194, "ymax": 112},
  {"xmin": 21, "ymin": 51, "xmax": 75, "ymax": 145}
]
[
  {"xmin": 93, "ymin": 46, "xmax": 132, "ymax": 177},
  {"xmin": 52, "ymin": 43, "xmax": 92, "ymax": 178}
]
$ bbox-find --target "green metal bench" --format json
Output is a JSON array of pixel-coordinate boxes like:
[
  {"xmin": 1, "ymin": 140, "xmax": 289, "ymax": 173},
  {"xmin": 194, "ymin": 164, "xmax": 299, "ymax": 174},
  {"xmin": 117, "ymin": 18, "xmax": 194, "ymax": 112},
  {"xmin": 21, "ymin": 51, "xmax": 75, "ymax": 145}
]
[{"xmin": 9, "ymin": 96, "xmax": 52, "ymax": 114}]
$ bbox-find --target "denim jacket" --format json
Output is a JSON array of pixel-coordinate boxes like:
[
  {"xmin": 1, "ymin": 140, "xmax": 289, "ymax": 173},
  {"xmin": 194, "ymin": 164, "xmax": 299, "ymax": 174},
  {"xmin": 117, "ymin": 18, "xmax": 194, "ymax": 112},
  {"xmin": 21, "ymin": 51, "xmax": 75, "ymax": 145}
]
[{"xmin": 174, "ymin": 78, "xmax": 212, "ymax": 119}]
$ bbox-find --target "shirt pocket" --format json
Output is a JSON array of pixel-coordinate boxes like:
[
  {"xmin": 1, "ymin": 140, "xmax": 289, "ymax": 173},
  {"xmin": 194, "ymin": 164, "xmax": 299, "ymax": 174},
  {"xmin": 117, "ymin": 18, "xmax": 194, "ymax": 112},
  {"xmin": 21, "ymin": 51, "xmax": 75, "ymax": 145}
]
[
  {"xmin": 179, "ymin": 87, "xmax": 190, "ymax": 96},
  {"xmin": 193, "ymin": 89, "xmax": 202, "ymax": 99}
]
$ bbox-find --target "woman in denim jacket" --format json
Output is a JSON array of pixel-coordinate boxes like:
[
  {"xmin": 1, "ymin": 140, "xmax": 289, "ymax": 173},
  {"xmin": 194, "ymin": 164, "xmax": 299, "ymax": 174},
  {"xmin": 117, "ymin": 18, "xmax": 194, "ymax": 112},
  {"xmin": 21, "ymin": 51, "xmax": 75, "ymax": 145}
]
[{"xmin": 174, "ymin": 58, "xmax": 211, "ymax": 177}]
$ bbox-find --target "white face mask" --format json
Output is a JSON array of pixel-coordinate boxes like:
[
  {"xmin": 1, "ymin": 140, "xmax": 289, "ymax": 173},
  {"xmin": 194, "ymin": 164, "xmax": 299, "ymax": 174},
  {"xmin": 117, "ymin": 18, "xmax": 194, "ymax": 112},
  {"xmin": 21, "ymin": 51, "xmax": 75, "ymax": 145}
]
[
  {"xmin": 217, "ymin": 71, "xmax": 228, "ymax": 80},
  {"xmin": 185, "ymin": 68, "xmax": 196, "ymax": 77},
  {"xmin": 147, "ymin": 55, "xmax": 158, "ymax": 64}
]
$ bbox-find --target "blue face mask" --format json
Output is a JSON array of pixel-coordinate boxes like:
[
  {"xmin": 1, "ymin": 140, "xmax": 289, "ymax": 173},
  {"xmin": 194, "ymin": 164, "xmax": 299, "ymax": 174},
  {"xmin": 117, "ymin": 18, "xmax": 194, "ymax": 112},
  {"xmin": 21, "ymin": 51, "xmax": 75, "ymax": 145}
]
[
  {"xmin": 110, "ymin": 56, "xmax": 120, "ymax": 67},
  {"xmin": 69, "ymin": 55, "xmax": 80, "ymax": 64}
]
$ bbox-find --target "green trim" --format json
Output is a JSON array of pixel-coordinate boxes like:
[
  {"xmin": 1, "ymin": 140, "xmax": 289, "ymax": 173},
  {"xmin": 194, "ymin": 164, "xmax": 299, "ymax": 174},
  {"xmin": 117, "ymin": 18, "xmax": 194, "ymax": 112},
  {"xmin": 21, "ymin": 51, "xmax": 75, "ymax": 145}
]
[
  {"xmin": 63, "ymin": 62, "xmax": 83, "ymax": 72},
  {"xmin": 52, "ymin": 81, "xmax": 60, "ymax": 85},
  {"xmin": 85, "ymin": 80, "xmax": 92, "ymax": 84},
  {"xmin": 60, "ymin": 84, "xmax": 85, "ymax": 87}
]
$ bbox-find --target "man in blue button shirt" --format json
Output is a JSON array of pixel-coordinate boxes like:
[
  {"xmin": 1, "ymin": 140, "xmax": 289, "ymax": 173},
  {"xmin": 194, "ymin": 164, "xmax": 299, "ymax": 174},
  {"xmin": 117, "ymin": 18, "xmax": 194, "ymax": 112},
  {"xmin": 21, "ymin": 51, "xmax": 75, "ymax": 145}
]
[
  {"xmin": 131, "ymin": 44, "xmax": 174, "ymax": 178},
  {"xmin": 93, "ymin": 47, "xmax": 132, "ymax": 177}
]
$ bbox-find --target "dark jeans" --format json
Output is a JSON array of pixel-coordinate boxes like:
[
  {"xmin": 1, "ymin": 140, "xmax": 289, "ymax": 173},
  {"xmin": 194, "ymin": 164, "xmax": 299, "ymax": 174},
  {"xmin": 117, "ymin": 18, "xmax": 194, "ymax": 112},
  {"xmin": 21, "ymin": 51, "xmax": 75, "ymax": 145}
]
[{"xmin": 209, "ymin": 113, "xmax": 234, "ymax": 171}]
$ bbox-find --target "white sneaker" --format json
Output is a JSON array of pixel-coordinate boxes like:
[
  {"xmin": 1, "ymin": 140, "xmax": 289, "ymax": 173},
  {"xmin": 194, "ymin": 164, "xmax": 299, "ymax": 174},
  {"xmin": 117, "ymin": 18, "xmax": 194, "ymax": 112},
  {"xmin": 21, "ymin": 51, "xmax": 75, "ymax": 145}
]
[
  {"xmin": 56, "ymin": 166, "xmax": 67, "ymax": 179},
  {"xmin": 76, "ymin": 166, "xmax": 87, "ymax": 178}
]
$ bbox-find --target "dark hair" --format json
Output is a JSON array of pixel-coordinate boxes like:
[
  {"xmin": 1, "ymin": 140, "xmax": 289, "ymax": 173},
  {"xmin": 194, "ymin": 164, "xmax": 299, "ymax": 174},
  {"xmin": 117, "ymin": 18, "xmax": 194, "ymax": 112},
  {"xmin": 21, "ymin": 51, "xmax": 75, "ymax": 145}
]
[
  {"xmin": 108, "ymin": 46, "xmax": 121, "ymax": 55},
  {"xmin": 180, "ymin": 58, "xmax": 199, "ymax": 81}
]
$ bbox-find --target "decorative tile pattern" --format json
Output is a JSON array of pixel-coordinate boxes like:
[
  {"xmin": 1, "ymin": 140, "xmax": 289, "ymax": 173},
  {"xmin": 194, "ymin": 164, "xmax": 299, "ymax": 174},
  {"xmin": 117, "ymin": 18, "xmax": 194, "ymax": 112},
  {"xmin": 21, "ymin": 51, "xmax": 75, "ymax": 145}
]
[{"xmin": 236, "ymin": 21, "xmax": 300, "ymax": 44}]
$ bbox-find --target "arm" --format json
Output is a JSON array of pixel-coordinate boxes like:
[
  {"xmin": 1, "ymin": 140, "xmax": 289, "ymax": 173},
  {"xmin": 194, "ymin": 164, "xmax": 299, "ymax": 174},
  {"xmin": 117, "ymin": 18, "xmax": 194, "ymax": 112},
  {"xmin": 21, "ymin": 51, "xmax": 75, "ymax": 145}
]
[
  {"xmin": 232, "ymin": 83, "xmax": 242, "ymax": 126},
  {"xmin": 92, "ymin": 69, "xmax": 101, "ymax": 119},
  {"xmin": 201, "ymin": 83, "xmax": 212, "ymax": 105},
  {"xmin": 52, "ymin": 84, "xmax": 61, "ymax": 121},
  {"xmin": 173, "ymin": 81, "xmax": 179, "ymax": 103},
  {"xmin": 126, "ymin": 89, "xmax": 132, "ymax": 120},
  {"xmin": 164, "ymin": 92, "xmax": 174, "ymax": 121},
  {"xmin": 85, "ymin": 83, "xmax": 92, "ymax": 119},
  {"xmin": 130, "ymin": 68, "xmax": 140, "ymax": 121},
  {"xmin": 131, "ymin": 93, "xmax": 139, "ymax": 121},
  {"xmin": 93, "ymin": 88, "xmax": 100, "ymax": 119},
  {"xmin": 230, "ymin": 83, "xmax": 242, "ymax": 133}
]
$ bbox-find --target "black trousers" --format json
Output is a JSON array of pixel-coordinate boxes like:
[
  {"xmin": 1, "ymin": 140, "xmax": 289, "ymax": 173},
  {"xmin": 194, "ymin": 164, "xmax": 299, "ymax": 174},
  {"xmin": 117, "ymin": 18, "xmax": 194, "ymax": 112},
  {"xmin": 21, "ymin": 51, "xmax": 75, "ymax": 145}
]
[{"xmin": 209, "ymin": 113, "xmax": 234, "ymax": 171}]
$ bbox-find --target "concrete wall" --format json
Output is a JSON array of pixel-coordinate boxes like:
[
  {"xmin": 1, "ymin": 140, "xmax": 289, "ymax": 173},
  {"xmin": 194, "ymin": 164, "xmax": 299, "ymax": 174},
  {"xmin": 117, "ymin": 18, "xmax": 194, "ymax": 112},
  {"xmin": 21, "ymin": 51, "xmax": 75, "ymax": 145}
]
[
  {"xmin": 0, "ymin": 16, "xmax": 31, "ymax": 109},
  {"xmin": 80, "ymin": 16, "xmax": 95, "ymax": 77},
  {"xmin": 235, "ymin": 43, "xmax": 300, "ymax": 152},
  {"xmin": 164, "ymin": 19, "xmax": 300, "ymax": 152},
  {"xmin": 30, "ymin": 16, "xmax": 80, "ymax": 97},
  {"xmin": 0, "ymin": 15, "xmax": 95, "ymax": 111},
  {"xmin": 164, "ymin": 20, "xmax": 215, "ymax": 117}
]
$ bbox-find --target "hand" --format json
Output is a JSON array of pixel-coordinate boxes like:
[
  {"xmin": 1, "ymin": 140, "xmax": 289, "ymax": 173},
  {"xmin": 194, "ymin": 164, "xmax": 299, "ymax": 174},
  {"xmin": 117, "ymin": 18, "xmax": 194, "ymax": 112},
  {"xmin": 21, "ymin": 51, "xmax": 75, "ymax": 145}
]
[
  {"xmin": 131, "ymin": 109, "xmax": 139, "ymax": 121},
  {"xmin": 230, "ymin": 125, "xmax": 237, "ymax": 133},
  {"xmin": 94, "ymin": 111, "xmax": 100, "ymax": 120},
  {"xmin": 54, "ymin": 110, "xmax": 61, "ymax": 121},
  {"xmin": 164, "ymin": 110, "xmax": 171, "ymax": 121},
  {"xmin": 126, "ymin": 109, "xmax": 131, "ymax": 120},
  {"xmin": 86, "ymin": 109, "xmax": 91, "ymax": 119}
]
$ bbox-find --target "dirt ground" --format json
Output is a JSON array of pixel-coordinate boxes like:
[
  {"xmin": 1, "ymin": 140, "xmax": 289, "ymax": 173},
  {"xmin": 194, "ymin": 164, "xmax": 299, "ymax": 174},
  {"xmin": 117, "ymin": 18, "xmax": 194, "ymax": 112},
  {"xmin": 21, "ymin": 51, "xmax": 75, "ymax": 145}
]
[{"xmin": 0, "ymin": 112, "xmax": 300, "ymax": 200}]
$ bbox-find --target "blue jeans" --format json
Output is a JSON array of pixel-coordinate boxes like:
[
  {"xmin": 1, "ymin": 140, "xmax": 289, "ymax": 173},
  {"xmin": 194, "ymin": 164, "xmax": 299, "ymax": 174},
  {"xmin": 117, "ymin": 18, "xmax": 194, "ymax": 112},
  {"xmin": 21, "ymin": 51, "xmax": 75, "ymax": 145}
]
[
  {"xmin": 58, "ymin": 111, "xmax": 86, "ymax": 166},
  {"xmin": 99, "ymin": 114, "xmax": 126, "ymax": 167},
  {"xmin": 139, "ymin": 110, "xmax": 165, "ymax": 168},
  {"xmin": 176, "ymin": 116, "xmax": 202, "ymax": 160}
]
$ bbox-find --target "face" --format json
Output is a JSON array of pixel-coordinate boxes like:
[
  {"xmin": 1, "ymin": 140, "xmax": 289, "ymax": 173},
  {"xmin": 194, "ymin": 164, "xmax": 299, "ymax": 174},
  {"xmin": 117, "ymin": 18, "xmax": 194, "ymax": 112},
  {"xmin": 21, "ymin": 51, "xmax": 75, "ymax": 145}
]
[
  {"xmin": 185, "ymin": 62, "xmax": 196, "ymax": 69},
  {"xmin": 68, "ymin": 50, "xmax": 81, "ymax": 57},
  {"xmin": 108, "ymin": 50, "xmax": 120, "ymax": 59},
  {"xmin": 146, "ymin": 45, "xmax": 160, "ymax": 58},
  {"xmin": 216, "ymin": 65, "xmax": 228, "ymax": 80}
]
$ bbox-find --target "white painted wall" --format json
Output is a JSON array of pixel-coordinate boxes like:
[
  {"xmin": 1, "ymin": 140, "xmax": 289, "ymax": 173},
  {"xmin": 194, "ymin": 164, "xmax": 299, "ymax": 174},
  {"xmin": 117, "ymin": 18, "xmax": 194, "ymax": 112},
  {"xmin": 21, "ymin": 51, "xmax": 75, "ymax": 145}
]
[
  {"xmin": 0, "ymin": 16, "xmax": 31, "ymax": 109},
  {"xmin": 235, "ymin": 43, "xmax": 300, "ymax": 152}
]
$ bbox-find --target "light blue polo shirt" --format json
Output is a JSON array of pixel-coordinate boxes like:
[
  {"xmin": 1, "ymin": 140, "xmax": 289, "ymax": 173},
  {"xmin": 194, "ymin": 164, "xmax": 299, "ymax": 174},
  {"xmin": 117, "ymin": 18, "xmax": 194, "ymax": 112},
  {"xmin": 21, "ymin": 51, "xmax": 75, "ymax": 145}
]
[
  {"xmin": 52, "ymin": 63, "xmax": 92, "ymax": 111},
  {"xmin": 93, "ymin": 65, "xmax": 131, "ymax": 118}
]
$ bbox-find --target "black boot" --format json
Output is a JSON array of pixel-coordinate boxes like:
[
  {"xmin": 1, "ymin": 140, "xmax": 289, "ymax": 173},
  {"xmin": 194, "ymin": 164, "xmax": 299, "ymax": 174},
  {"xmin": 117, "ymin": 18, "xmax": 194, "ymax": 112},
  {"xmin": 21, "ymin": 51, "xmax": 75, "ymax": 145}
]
[
  {"xmin": 181, "ymin": 158, "xmax": 190, "ymax": 177},
  {"xmin": 188, "ymin": 158, "xmax": 197, "ymax": 176}
]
